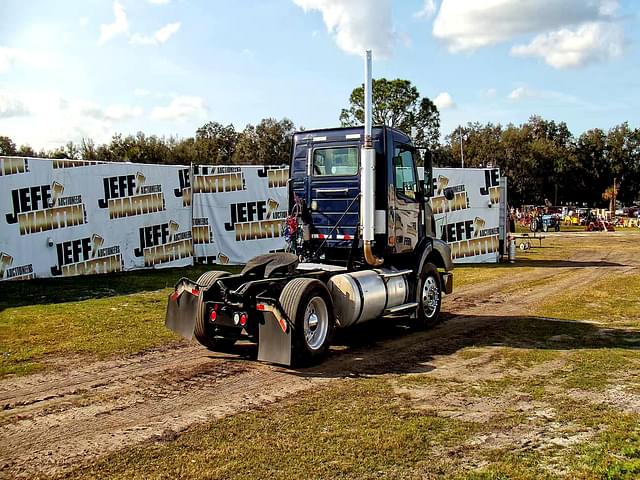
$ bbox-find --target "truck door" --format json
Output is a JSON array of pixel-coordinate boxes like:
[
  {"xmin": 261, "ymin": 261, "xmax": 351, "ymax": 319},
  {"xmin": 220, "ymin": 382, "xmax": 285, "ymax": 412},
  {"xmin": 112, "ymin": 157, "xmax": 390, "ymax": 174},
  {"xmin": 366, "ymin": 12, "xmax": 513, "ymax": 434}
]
[{"xmin": 391, "ymin": 143, "xmax": 420, "ymax": 254}]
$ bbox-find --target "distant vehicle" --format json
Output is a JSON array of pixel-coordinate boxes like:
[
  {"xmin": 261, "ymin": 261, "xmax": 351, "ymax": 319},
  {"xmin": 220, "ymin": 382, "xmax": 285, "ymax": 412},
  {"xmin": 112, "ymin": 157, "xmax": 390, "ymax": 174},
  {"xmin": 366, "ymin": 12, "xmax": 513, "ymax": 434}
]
[{"xmin": 531, "ymin": 212, "xmax": 561, "ymax": 232}]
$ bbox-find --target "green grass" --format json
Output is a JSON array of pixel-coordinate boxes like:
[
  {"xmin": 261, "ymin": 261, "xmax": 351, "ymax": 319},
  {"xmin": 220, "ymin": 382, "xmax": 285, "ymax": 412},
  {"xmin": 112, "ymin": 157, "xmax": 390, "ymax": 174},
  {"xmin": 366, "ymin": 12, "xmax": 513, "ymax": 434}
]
[
  {"xmin": 4, "ymin": 231, "xmax": 640, "ymax": 478},
  {"xmin": 60, "ymin": 379, "xmax": 480, "ymax": 480},
  {"xmin": 454, "ymin": 264, "xmax": 534, "ymax": 289},
  {"xmin": 59, "ymin": 346, "xmax": 640, "ymax": 480},
  {"xmin": 0, "ymin": 265, "xmax": 240, "ymax": 377},
  {"xmin": 536, "ymin": 273, "xmax": 640, "ymax": 328}
]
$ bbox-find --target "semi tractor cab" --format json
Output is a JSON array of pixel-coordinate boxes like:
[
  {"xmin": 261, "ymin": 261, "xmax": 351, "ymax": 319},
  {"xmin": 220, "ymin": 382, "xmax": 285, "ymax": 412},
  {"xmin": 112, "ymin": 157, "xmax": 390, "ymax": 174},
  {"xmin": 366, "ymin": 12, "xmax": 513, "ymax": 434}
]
[{"xmin": 165, "ymin": 51, "xmax": 453, "ymax": 366}]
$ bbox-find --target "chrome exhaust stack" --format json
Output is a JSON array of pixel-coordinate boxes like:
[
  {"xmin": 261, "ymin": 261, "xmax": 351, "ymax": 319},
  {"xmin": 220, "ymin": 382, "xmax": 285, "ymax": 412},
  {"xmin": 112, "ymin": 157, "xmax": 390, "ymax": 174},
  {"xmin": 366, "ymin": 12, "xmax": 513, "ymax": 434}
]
[{"xmin": 361, "ymin": 50, "xmax": 383, "ymax": 267}]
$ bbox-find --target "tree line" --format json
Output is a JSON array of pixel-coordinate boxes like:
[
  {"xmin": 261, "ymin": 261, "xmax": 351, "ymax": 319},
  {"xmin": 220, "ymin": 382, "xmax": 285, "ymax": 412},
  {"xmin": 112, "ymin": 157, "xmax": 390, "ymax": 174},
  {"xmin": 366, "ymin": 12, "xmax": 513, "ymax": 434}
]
[
  {"xmin": 436, "ymin": 117, "xmax": 640, "ymax": 207},
  {"xmin": 0, "ymin": 118, "xmax": 296, "ymax": 167},
  {"xmin": 1, "ymin": 78, "xmax": 638, "ymax": 207}
]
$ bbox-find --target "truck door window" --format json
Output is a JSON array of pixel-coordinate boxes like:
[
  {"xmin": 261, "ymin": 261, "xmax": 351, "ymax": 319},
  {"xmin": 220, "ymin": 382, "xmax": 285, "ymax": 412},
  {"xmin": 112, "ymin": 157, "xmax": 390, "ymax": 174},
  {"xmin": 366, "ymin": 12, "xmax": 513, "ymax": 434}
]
[
  {"xmin": 313, "ymin": 147, "xmax": 358, "ymax": 176},
  {"xmin": 394, "ymin": 146, "xmax": 416, "ymax": 200}
]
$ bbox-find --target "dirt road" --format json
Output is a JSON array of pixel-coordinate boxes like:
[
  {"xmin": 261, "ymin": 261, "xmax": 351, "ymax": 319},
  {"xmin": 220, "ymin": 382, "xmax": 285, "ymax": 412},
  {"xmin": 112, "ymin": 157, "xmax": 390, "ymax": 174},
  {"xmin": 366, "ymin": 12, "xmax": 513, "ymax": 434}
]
[{"xmin": 1, "ymin": 234, "xmax": 637, "ymax": 478}]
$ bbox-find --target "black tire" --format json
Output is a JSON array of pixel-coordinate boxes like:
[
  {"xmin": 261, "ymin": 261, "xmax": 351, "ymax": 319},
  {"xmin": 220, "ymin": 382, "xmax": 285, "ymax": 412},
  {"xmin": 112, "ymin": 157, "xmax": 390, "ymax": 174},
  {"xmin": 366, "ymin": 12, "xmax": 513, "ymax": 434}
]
[
  {"xmin": 279, "ymin": 278, "xmax": 335, "ymax": 367},
  {"xmin": 415, "ymin": 261, "xmax": 442, "ymax": 328},
  {"xmin": 555, "ymin": 224, "xmax": 560, "ymax": 232},
  {"xmin": 194, "ymin": 270, "xmax": 236, "ymax": 352}
]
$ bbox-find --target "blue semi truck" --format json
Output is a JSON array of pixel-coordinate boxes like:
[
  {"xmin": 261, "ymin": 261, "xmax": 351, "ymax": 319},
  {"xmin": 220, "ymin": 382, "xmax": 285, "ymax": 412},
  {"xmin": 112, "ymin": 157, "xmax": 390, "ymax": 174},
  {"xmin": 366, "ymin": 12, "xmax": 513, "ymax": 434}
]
[{"xmin": 165, "ymin": 52, "xmax": 454, "ymax": 366}]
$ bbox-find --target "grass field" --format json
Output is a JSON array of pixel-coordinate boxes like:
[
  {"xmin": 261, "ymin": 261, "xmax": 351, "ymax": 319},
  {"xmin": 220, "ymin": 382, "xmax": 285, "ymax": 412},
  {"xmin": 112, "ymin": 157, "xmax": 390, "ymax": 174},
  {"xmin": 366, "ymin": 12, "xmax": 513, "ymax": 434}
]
[
  {"xmin": 56, "ymin": 234, "xmax": 640, "ymax": 479},
  {"xmin": 2, "ymin": 233, "xmax": 639, "ymax": 479},
  {"xmin": 0, "ymin": 265, "xmax": 240, "ymax": 377}
]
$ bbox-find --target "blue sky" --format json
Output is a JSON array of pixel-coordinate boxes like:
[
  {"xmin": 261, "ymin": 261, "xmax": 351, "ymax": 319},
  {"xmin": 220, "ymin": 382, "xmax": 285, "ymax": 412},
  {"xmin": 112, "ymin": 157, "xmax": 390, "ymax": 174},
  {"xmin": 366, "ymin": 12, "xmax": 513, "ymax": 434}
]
[{"xmin": 1, "ymin": 0, "xmax": 638, "ymax": 150}]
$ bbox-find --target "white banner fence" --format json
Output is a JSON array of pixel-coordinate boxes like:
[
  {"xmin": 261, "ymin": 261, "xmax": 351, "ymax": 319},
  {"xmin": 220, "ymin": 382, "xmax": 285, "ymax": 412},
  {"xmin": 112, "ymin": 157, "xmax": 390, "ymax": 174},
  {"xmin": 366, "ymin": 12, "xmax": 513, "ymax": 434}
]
[{"xmin": 1, "ymin": 157, "xmax": 504, "ymax": 281}]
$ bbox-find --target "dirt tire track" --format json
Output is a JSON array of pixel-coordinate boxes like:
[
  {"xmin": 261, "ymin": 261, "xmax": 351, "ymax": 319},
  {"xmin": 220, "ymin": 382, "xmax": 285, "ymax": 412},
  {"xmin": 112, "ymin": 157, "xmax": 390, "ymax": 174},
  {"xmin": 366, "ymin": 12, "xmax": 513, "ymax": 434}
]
[{"xmin": 0, "ymin": 236, "xmax": 637, "ymax": 478}]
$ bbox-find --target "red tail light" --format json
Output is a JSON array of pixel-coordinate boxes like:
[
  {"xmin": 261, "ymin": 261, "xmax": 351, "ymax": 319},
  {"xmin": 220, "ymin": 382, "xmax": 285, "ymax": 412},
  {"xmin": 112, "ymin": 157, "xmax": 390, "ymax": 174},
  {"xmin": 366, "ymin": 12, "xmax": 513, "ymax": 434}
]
[
  {"xmin": 256, "ymin": 303, "xmax": 265, "ymax": 311},
  {"xmin": 210, "ymin": 310, "xmax": 217, "ymax": 321},
  {"xmin": 239, "ymin": 313, "xmax": 247, "ymax": 327}
]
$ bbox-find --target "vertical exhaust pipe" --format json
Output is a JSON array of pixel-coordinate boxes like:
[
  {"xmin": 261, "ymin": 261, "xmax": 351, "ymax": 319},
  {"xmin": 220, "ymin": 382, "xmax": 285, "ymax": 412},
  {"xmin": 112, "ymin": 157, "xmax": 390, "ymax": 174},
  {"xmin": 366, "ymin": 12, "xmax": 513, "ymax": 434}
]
[{"xmin": 361, "ymin": 50, "xmax": 383, "ymax": 267}]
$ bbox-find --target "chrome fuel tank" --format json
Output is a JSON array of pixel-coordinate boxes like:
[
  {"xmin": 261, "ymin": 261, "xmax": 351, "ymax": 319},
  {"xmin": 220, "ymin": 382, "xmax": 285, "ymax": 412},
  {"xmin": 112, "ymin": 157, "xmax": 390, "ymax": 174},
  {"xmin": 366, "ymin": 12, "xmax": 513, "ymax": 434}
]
[{"xmin": 327, "ymin": 269, "xmax": 408, "ymax": 328}]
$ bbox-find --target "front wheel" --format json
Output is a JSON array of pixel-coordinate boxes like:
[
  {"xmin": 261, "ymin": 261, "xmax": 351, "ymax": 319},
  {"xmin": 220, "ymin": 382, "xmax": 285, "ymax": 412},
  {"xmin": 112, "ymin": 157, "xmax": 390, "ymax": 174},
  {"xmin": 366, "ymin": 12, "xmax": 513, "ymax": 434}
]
[
  {"xmin": 415, "ymin": 262, "xmax": 442, "ymax": 328},
  {"xmin": 279, "ymin": 278, "xmax": 335, "ymax": 366}
]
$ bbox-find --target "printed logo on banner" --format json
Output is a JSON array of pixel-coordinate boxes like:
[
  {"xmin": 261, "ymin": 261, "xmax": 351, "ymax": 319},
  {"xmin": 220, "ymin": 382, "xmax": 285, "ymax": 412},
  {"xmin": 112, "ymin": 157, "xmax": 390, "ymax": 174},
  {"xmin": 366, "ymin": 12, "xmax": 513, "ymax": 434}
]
[
  {"xmin": 174, "ymin": 167, "xmax": 191, "ymax": 207},
  {"xmin": 97, "ymin": 171, "xmax": 165, "ymax": 219},
  {"xmin": 50, "ymin": 234, "xmax": 122, "ymax": 277},
  {"xmin": 480, "ymin": 169, "xmax": 501, "ymax": 205},
  {"xmin": 224, "ymin": 198, "xmax": 287, "ymax": 241},
  {"xmin": 430, "ymin": 175, "xmax": 470, "ymax": 214},
  {"xmin": 0, "ymin": 251, "xmax": 34, "ymax": 281},
  {"xmin": 192, "ymin": 165, "xmax": 245, "ymax": 193},
  {"xmin": 5, "ymin": 182, "xmax": 87, "ymax": 235},
  {"xmin": 440, "ymin": 217, "xmax": 500, "ymax": 260},
  {"xmin": 192, "ymin": 217, "xmax": 212, "ymax": 244},
  {"xmin": 134, "ymin": 220, "xmax": 192, "ymax": 267},
  {"xmin": 52, "ymin": 159, "xmax": 102, "ymax": 169},
  {"xmin": 0, "ymin": 157, "xmax": 29, "ymax": 176},
  {"xmin": 258, "ymin": 166, "xmax": 288, "ymax": 188}
]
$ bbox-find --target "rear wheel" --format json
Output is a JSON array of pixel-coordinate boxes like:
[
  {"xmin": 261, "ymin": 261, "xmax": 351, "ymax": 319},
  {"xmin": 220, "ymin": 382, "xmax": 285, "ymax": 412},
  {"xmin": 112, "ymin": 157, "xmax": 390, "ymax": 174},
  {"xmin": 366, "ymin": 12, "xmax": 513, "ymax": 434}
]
[
  {"xmin": 194, "ymin": 270, "xmax": 236, "ymax": 352},
  {"xmin": 279, "ymin": 278, "xmax": 335, "ymax": 366},
  {"xmin": 414, "ymin": 262, "xmax": 442, "ymax": 328}
]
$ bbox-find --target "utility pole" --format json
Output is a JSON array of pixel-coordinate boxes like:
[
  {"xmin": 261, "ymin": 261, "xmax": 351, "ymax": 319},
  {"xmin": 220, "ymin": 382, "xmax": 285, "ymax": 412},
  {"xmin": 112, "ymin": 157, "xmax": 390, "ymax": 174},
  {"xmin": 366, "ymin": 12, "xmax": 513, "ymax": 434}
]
[{"xmin": 459, "ymin": 125, "xmax": 464, "ymax": 169}]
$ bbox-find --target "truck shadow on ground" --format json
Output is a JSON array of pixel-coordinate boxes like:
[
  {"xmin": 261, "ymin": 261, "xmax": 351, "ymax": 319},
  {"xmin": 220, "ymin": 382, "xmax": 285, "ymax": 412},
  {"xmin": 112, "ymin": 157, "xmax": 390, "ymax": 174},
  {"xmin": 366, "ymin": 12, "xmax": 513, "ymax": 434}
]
[{"xmin": 277, "ymin": 313, "xmax": 640, "ymax": 379}]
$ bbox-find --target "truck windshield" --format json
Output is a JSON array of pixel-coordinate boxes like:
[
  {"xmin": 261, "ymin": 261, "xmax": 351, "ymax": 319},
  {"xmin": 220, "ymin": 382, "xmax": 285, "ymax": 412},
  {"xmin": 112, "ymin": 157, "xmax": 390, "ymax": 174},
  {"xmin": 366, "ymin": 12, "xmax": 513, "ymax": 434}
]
[{"xmin": 313, "ymin": 147, "xmax": 359, "ymax": 176}]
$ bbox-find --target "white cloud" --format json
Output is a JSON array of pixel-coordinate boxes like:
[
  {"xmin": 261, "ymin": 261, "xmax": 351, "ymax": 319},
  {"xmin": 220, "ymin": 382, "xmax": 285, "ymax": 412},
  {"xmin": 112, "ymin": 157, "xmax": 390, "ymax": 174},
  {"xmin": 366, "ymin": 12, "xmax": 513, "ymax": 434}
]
[
  {"xmin": 130, "ymin": 22, "xmax": 181, "ymax": 46},
  {"xmin": 511, "ymin": 21, "xmax": 624, "ymax": 69},
  {"xmin": 508, "ymin": 86, "xmax": 535, "ymax": 101},
  {"xmin": 134, "ymin": 88, "xmax": 151, "ymax": 97},
  {"xmin": 0, "ymin": 46, "xmax": 46, "ymax": 74},
  {"xmin": 293, "ymin": 0, "xmax": 395, "ymax": 58},
  {"xmin": 98, "ymin": 1, "xmax": 129, "ymax": 45},
  {"xmin": 150, "ymin": 96, "xmax": 207, "ymax": 122},
  {"xmin": 414, "ymin": 0, "xmax": 436, "ymax": 19},
  {"xmin": 0, "ymin": 89, "xmax": 146, "ymax": 149},
  {"xmin": 432, "ymin": 0, "xmax": 618, "ymax": 52},
  {"xmin": 483, "ymin": 88, "xmax": 497, "ymax": 98},
  {"xmin": 0, "ymin": 90, "xmax": 30, "ymax": 118},
  {"xmin": 104, "ymin": 104, "xmax": 144, "ymax": 120},
  {"xmin": 507, "ymin": 86, "xmax": 580, "ymax": 104},
  {"xmin": 433, "ymin": 91, "xmax": 455, "ymax": 110}
]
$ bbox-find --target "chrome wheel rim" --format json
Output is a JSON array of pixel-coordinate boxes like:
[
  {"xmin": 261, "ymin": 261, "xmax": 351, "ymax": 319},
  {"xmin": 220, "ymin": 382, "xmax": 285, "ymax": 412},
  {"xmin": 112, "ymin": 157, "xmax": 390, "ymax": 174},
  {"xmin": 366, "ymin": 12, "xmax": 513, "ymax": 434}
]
[
  {"xmin": 304, "ymin": 296, "xmax": 328, "ymax": 350},
  {"xmin": 422, "ymin": 276, "xmax": 440, "ymax": 319}
]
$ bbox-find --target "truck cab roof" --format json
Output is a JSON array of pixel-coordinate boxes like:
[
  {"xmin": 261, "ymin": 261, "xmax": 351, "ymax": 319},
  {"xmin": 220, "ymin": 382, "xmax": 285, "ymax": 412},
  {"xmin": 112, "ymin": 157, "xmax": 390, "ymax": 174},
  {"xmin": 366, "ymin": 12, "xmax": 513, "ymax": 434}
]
[{"xmin": 292, "ymin": 125, "xmax": 412, "ymax": 146}]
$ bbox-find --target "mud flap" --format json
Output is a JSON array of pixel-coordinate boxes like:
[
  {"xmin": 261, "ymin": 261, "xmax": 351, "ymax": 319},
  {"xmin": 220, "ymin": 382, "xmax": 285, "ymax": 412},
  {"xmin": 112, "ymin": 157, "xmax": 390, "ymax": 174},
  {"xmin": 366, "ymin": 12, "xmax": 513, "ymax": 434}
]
[
  {"xmin": 165, "ymin": 281, "xmax": 200, "ymax": 339},
  {"xmin": 258, "ymin": 311, "xmax": 292, "ymax": 366}
]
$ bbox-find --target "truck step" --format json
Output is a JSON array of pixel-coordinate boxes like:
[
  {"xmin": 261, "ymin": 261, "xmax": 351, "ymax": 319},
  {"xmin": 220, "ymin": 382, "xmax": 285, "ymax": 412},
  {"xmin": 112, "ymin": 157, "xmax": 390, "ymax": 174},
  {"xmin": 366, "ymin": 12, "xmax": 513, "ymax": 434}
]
[
  {"xmin": 378, "ymin": 269, "xmax": 413, "ymax": 279},
  {"xmin": 384, "ymin": 302, "xmax": 418, "ymax": 315}
]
